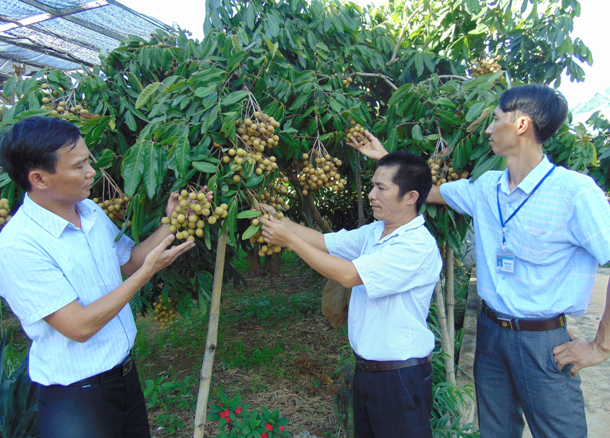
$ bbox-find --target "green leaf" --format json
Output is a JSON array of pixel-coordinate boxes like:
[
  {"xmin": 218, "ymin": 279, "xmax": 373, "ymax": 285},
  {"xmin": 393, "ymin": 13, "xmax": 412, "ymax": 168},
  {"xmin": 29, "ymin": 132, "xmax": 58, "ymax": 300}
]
[
  {"xmin": 194, "ymin": 85, "xmax": 217, "ymax": 98},
  {"xmin": 227, "ymin": 51, "xmax": 247, "ymax": 72},
  {"xmin": 122, "ymin": 140, "xmax": 147, "ymax": 197},
  {"xmin": 136, "ymin": 82, "xmax": 161, "ymax": 109},
  {"xmin": 3, "ymin": 76, "xmax": 17, "ymax": 97},
  {"xmin": 470, "ymin": 154, "xmax": 505, "ymax": 181},
  {"xmin": 412, "ymin": 125, "xmax": 424, "ymax": 141},
  {"xmin": 465, "ymin": 102, "xmax": 485, "ymax": 122},
  {"xmin": 142, "ymin": 142, "xmax": 159, "ymax": 198},
  {"xmin": 221, "ymin": 91, "xmax": 249, "ymax": 107},
  {"xmin": 436, "ymin": 109, "xmax": 462, "ymax": 126},
  {"xmin": 174, "ymin": 135, "xmax": 191, "ymax": 178},
  {"xmin": 289, "ymin": 92, "xmax": 314, "ymax": 111},
  {"xmin": 237, "ymin": 210, "xmax": 261, "ymax": 219},
  {"xmin": 246, "ymin": 3, "xmax": 256, "ymax": 30},
  {"xmin": 385, "ymin": 127, "xmax": 398, "ymax": 153},
  {"xmin": 125, "ymin": 111, "xmax": 138, "ymax": 131},
  {"xmin": 388, "ymin": 84, "xmax": 412, "ymax": 107},
  {"xmin": 192, "ymin": 161, "xmax": 218, "ymax": 173}
]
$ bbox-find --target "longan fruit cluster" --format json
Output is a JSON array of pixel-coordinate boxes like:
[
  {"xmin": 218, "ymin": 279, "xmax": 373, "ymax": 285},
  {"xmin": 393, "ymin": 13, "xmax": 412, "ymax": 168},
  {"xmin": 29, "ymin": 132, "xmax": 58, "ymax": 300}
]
[
  {"xmin": 0, "ymin": 198, "xmax": 12, "ymax": 232},
  {"xmin": 259, "ymin": 183, "xmax": 291, "ymax": 213},
  {"xmin": 470, "ymin": 56, "xmax": 502, "ymax": 76},
  {"xmin": 428, "ymin": 158, "xmax": 469, "ymax": 186},
  {"xmin": 153, "ymin": 296, "xmax": 178, "ymax": 330},
  {"xmin": 234, "ymin": 111, "xmax": 281, "ymax": 151},
  {"xmin": 298, "ymin": 151, "xmax": 345, "ymax": 195},
  {"xmin": 93, "ymin": 196, "xmax": 131, "ymax": 221},
  {"xmin": 161, "ymin": 189, "xmax": 226, "ymax": 241},
  {"xmin": 221, "ymin": 148, "xmax": 279, "ymax": 183},
  {"xmin": 39, "ymin": 83, "xmax": 88, "ymax": 117},
  {"xmin": 344, "ymin": 119, "xmax": 366, "ymax": 141},
  {"xmin": 248, "ymin": 217, "xmax": 283, "ymax": 257}
]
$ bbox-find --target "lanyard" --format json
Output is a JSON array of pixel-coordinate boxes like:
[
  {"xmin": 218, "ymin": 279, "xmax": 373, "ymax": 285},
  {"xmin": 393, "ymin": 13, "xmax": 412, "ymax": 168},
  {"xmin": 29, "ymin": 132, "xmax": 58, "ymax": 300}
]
[{"xmin": 496, "ymin": 165, "xmax": 556, "ymax": 251}]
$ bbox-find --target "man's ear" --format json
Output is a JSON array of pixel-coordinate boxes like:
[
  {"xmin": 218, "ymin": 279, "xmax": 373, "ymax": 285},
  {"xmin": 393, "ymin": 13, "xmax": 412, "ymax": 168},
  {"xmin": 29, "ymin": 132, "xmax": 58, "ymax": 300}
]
[
  {"xmin": 29, "ymin": 169, "xmax": 48, "ymax": 191},
  {"xmin": 516, "ymin": 115, "xmax": 533, "ymax": 136},
  {"xmin": 404, "ymin": 190, "xmax": 419, "ymax": 206}
]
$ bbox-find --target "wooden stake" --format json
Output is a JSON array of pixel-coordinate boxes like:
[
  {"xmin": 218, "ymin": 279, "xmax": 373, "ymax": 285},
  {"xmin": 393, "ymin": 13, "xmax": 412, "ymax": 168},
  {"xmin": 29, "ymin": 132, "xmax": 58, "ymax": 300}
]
[
  {"xmin": 193, "ymin": 231, "xmax": 228, "ymax": 438},
  {"xmin": 433, "ymin": 280, "xmax": 456, "ymax": 385},
  {"xmin": 446, "ymin": 243, "xmax": 455, "ymax": 366}
]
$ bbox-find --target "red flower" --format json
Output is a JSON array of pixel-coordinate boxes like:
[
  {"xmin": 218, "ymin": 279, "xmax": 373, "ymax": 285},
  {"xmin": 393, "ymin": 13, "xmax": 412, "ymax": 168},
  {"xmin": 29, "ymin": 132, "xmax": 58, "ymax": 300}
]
[
  {"xmin": 220, "ymin": 402, "xmax": 224, "ymax": 407},
  {"xmin": 279, "ymin": 425, "xmax": 284, "ymax": 432},
  {"xmin": 234, "ymin": 405, "xmax": 242, "ymax": 415},
  {"xmin": 265, "ymin": 424, "xmax": 273, "ymax": 432},
  {"xmin": 225, "ymin": 417, "xmax": 231, "ymax": 424},
  {"xmin": 261, "ymin": 434, "xmax": 268, "ymax": 438},
  {"xmin": 219, "ymin": 409, "xmax": 230, "ymax": 418}
]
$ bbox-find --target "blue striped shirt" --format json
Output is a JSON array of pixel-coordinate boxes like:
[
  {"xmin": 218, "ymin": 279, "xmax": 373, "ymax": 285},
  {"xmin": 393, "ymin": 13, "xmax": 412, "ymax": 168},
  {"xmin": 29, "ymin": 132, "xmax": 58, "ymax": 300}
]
[
  {"xmin": 0, "ymin": 195, "xmax": 136, "ymax": 385},
  {"xmin": 324, "ymin": 215, "xmax": 442, "ymax": 361},
  {"xmin": 441, "ymin": 156, "xmax": 610, "ymax": 318}
]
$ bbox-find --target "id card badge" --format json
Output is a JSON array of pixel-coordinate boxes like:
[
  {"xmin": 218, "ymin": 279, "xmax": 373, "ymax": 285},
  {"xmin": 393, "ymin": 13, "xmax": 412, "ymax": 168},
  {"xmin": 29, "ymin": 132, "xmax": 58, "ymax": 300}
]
[{"xmin": 496, "ymin": 249, "xmax": 516, "ymax": 274}]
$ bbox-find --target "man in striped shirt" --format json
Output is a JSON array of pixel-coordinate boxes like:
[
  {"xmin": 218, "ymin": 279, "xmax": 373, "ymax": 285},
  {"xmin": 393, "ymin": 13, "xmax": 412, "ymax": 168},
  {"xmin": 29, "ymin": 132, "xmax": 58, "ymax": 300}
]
[
  {"xmin": 0, "ymin": 117, "xmax": 197, "ymax": 438},
  {"xmin": 261, "ymin": 152, "xmax": 442, "ymax": 437},
  {"xmin": 349, "ymin": 84, "xmax": 610, "ymax": 438}
]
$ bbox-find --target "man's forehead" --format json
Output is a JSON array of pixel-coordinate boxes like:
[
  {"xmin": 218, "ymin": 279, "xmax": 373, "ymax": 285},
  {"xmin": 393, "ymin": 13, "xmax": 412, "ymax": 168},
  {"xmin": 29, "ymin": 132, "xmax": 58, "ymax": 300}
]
[{"xmin": 373, "ymin": 165, "xmax": 399, "ymax": 183}]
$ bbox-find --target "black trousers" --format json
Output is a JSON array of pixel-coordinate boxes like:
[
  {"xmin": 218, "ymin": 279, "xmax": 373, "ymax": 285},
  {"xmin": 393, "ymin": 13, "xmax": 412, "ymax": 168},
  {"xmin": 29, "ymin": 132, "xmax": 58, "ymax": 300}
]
[
  {"xmin": 353, "ymin": 361, "xmax": 433, "ymax": 438},
  {"xmin": 38, "ymin": 361, "xmax": 150, "ymax": 438}
]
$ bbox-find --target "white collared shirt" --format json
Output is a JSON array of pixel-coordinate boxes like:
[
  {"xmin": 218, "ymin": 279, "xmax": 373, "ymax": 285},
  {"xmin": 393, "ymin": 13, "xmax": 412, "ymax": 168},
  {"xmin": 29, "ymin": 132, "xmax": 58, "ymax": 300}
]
[
  {"xmin": 441, "ymin": 156, "xmax": 610, "ymax": 318},
  {"xmin": 324, "ymin": 215, "xmax": 442, "ymax": 361},
  {"xmin": 0, "ymin": 194, "xmax": 136, "ymax": 385}
]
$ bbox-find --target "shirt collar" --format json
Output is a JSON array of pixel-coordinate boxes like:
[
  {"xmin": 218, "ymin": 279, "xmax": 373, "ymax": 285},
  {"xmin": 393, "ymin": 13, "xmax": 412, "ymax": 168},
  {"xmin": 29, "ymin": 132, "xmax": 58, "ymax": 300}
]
[
  {"xmin": 496, "ymin": 155, "xmax": 553, "ymax": 195},
  {"xmin": 377, "ymin": 214, "xmax": 426, "ymax": 243},
  {"xmin": 23, "ymin": 194, "xmax": 97, "ymax": 238}
]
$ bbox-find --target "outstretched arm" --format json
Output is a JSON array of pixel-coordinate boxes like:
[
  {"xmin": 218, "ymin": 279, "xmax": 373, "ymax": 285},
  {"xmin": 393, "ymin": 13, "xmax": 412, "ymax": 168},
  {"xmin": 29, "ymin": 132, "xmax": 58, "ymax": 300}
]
[
  {"xmin": 259, "ymin": 204, "xmax": 328, "ymax": 252},
  {"xmin": 554, "ymin": 277, "xmax": 610, "ymax": 376},
  {"xmin": 261, "ymin": 217, "xmax": 362, "ymax": 288},
  {"xmin": 348, "ymin": 131, "xmax": 447, "ymax": 205}
]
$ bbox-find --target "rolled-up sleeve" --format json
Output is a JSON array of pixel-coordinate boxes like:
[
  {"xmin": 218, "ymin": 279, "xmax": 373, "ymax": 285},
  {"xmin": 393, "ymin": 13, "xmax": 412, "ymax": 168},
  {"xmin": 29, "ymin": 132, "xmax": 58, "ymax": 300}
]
[
  {"xmin": 569, "ymin": 181, "xmax": 610, "ymax": 266},
  {"xmin": 0, "ymin": 244, "xmax": 78, "ymax": 326},
  {"xmin": 352, "ymin": 234, "xmax": 441, "ymax": 299},
  {"xmin": 324, "ymin": 226, "xmax": 369, "ymax": 261}
]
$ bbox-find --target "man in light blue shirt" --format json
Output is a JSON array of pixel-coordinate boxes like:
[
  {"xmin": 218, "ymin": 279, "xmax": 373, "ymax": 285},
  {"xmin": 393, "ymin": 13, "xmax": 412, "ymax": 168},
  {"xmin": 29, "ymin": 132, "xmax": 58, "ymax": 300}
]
[
  {"xmin": 261, "ymin": 152, "xmax": 442, "ymax": 438},
  {"xmin": 349, "ymin": 84, "xmax": 610, "ymax": 438},
  {"xmin": 0, "ymin": 117, "xmax": 196, "ymax": 438}
]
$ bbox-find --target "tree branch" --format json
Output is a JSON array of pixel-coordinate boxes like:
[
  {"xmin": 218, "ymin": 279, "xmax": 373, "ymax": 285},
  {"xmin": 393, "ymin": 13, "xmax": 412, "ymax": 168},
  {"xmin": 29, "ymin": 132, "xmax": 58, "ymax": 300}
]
[
  {"xmin": 387, "ymin": 4, "xmax": 425, "ymax": 67},
  {"xmin": 353, "ymin": 72, "xmax": 398, "ymax": 91}
]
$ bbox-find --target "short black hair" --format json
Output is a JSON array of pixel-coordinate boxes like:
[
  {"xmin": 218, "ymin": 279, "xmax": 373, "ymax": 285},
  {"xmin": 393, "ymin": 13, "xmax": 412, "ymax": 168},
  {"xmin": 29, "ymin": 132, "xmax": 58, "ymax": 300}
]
[
  {"xmin": 499, "ymin": 84, "xmax": 568, "ymax": 144},
  {"xmin": 377, "ymin": 151, "xmax": 432, "ymax": 211},
  {"xmin": 0, "ymin": 116, "xmax": 81, "ymax": 192}
]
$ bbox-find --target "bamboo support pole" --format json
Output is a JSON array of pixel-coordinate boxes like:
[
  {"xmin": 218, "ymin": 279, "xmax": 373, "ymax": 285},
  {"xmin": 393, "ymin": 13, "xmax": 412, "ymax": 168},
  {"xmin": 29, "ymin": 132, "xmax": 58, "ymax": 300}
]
[
  {"xmin": 193, "ymin": 231, "xmax": 228, "ymax": 438},
  {"xmin": 433, "ymin": 280, "xmax": 456, "ymax": 385},
  {"xmin": 355, "ymin": 156, "xmax": 365, "ymax": 226},
  {"xmin": 446, "ymin": 243, "xmax": 455, "ymax": 367}
]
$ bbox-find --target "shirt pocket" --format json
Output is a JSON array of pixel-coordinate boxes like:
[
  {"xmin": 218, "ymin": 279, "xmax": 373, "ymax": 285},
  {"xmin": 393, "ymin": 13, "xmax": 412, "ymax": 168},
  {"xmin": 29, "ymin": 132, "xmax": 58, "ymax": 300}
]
[{"xmin": 100, "ymin": 246, "xmax": 122, "ymax": 287}]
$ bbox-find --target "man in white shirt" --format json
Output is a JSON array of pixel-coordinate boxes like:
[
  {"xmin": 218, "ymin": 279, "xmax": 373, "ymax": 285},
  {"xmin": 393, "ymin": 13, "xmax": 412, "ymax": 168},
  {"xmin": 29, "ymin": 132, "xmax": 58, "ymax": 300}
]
[
  {"xmin": 261, "ymin": 151, "xmax": 442, "ymax": 437},
  {"xmin": 348, "ymin": 84, "xmax": 610, "ymax": 438},
  {"xmin": 0, "ymin": 116, "xmax": 197, "ymax": 438}
]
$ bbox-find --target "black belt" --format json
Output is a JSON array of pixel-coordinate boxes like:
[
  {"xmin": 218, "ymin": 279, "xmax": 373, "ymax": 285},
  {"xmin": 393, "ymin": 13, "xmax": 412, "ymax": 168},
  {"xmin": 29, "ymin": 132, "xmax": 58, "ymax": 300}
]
[
  {"xmin": 482, "ymin": 301, "xmax": 567, "ymax": 331},
  {"xmin": 355, "ymin": 353, "xmax": 432, "ymax": 372},
  {"xmin": 72, "ymin": 354, "xmax": 134, "ymax": 387}
]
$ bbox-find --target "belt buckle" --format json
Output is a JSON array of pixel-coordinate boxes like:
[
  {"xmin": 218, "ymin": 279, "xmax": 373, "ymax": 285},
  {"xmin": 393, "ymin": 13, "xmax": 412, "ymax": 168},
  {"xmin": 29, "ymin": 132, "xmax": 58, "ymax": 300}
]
[
  {"xmin": 122, "ymin": 356, "xmax": 133, "ymax": 376},
  {"xmin": 497, "ymin": 317, "xmax": 514, "ymax": 330}
]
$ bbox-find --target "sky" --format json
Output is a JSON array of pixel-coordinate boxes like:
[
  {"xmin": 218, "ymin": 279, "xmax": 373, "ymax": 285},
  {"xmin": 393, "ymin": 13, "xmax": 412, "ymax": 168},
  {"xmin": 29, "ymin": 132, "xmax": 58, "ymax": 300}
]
[{"xmin": 120, "ymin": 0, "xmax": 607, "ymax": 108}]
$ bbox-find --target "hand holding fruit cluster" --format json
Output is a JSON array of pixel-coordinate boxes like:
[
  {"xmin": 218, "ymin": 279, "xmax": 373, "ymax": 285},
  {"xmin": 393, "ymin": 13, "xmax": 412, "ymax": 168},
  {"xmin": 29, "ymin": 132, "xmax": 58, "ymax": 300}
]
[
  {"xmin": 428, "ymin": 157, "xmax": 469, "ymax": 186},
  {"xmin": 161, "ymin": 188, "xmax": 222, "ymax": 241},
  {"xmin": 152, "ymin": 296, "xmax": 178, "ymax": 330},
  {"xmin": 248, "ymin": 211, "xmax": 284, "ymax": 257},
  {"xmin": 0, "ymin": 198, "xmax": 12, "ymax": 232}
]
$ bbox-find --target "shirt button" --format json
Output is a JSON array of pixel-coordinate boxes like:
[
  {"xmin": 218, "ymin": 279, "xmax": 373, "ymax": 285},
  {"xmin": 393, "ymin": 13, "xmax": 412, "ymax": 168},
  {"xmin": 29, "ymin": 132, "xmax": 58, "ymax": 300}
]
[{"xmin": 502, "ymin": 275, "xmax": 506, "ymax": 280}]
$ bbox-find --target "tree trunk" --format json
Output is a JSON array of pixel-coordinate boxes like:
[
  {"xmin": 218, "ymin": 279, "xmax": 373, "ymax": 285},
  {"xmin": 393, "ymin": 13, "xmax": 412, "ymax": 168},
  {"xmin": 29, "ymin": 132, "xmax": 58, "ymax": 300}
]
[
  {"xmin": 193, "ymin": 232, "xmax": 228, "ymax": 438},
  {"xmin": 446, "ymin": 243, "xmax": 455, "ymax": 361},
  {"xmin": 246, "ymin": 246, "xmax": 261, "ymax": 274},
  {"xmin": 356, "ymin": 156, "xmax": 365, "ymax": 226},
  {"xmin": 433, "ymin": 280, "xmax": 456, "ymax": 385},
  {"xmin": 266, "ymin": 252, "xmax": 282, "ymax": 275},
  {"xmin": 303, "ymin": 193, "xmax": 333, "ymax": 233}
]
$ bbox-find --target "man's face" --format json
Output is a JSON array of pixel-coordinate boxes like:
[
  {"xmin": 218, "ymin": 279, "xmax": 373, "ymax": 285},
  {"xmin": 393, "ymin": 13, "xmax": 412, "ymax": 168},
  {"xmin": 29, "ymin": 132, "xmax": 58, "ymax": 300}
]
[
  {"xmin": 34, "ymin": 137, "xmax": 96, "ymax": 203},
  {"xmin": 368, "ymin": 165, "xmax": 411, "ymax": 221},
  {"xmin": 485, "ymin": 107, "xmax": 520, "ymax": 155}
]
